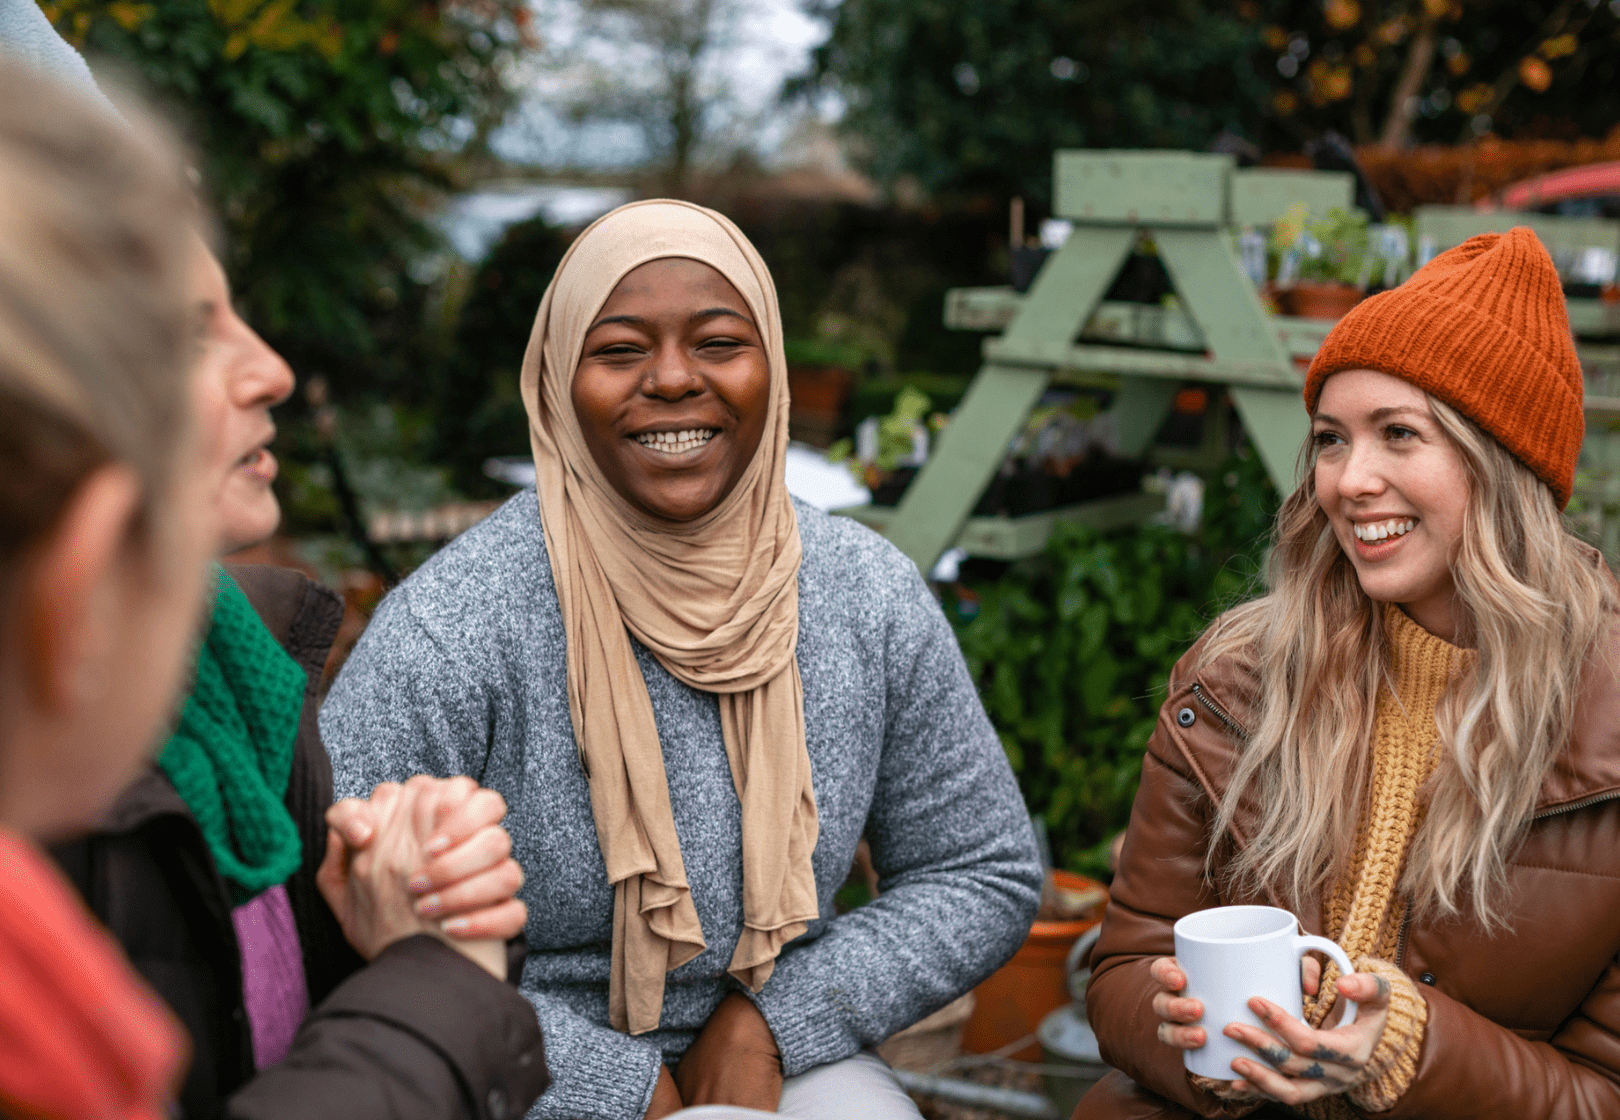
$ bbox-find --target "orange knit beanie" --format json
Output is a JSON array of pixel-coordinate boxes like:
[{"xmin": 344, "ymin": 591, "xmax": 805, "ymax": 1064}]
[{"xmin": 1303, "ymin": 227, "xmax": 1584, "ymax": 508}]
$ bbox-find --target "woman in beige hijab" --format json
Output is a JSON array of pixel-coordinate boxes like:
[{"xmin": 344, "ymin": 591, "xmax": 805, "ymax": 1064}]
[{"xmin": 322, "ymin": 200, "xmax": 1042, "ymax": 1119}]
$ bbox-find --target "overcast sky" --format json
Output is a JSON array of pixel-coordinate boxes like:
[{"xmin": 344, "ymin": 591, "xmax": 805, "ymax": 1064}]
[{"xmin": 491, "ymin": 0, "xmax": 832, "ymax": 170}]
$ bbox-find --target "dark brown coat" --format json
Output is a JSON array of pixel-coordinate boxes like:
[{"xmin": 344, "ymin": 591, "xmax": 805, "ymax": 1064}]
[
  {"xmin": 51, "ymin": 564, "xmax": 549, "ymax": 1120},
  {"xmin": 1079, "ymin": 620, "xmax": 1620, "ymax": 1119}
]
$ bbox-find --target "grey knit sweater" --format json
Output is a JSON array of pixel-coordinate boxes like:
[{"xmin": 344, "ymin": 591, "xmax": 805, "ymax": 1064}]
[{"xmin": 320, "ymin": 492, "xmax": 1041, "ymax": 1120}]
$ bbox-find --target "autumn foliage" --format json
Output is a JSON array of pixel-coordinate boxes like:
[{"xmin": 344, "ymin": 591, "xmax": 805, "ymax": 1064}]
[{"xmin": 1353, "ymin": 127, "xmax": 1620, "ymax": 211}]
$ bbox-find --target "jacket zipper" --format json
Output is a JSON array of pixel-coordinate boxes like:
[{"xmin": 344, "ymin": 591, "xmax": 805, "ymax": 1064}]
[
  {"xmin": 1531, "ymin": 787, "xmax": 1620, "ymax": 821},
  {"xmin": 1190, "ymin": 681, "xmax": 1248, "ymax": 740},
  {"xmin": 1390, "ymin": 790, "xmax": 1620, "ymax": 969}
]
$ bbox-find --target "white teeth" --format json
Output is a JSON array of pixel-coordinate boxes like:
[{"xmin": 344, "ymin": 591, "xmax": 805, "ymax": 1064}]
[
  {"xmin": 635, "ymin": 429, "xmax": 716, "ymax": 455},
  {"xmin": 1353, "ymin": 518, "xmax": 1415, "ymax": 542}
]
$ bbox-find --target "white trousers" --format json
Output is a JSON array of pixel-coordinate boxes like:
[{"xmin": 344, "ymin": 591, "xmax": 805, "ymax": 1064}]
[{"xmin": 667, "ymin": 1051, "xmax": 924, "ymax": 1120}]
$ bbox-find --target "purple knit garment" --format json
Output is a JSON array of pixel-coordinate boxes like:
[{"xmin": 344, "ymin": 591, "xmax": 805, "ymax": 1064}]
[{"xmin": 231, "ymin": 883, "xmax": 308, "ymax": 1069}]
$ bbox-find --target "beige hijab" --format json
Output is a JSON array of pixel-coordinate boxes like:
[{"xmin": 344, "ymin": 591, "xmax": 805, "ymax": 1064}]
[{"xmin": 518, "ymin": 200, "xmax": 819, "ymax": 1036}]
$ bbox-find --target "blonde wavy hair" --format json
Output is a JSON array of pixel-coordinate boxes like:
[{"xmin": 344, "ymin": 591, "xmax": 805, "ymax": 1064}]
[
  {"xmin": 0, "ymin": 61, "xmax": 193, "ymax": 598},
  {"xmin": 1202, "ymin": 394, "xmax": 1615, "ymax": 929}
]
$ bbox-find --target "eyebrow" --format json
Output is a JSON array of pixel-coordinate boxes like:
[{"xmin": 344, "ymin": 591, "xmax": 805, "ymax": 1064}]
[
  {"xmin": 1312, "ymin": 405, "xmax": 1429, "ymax": 426},
  {"xmin": 585, "ymin": 306, "xmax": 753, "ymax": 334},
  {"xmin": 690, "ymin": 306, "xmax": 752, "ymax": 326}
]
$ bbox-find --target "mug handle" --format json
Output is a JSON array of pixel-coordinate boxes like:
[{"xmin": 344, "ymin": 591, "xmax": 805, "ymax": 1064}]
[{"xmin": 1293, "ymin": 934, "xmax": 1359, "ymax": 1025}]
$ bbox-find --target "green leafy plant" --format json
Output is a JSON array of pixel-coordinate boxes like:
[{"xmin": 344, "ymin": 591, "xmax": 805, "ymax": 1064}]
[
  {"xmin": 1299, "ymin": 207, "xmax": 1370, "ymax": 285},
  {"xmin": 52, "ymin": 0, "xmax": 530, "ymax": 399},
  {"xmin": 429, "ymin": 216, "xmax": 574, "ymax": 496},
  {"xmin": 827, "ymin": 384, "xmax": 937, "ymax": 481},
  {"xmin": 943, "ymin": 446, "xmax": 1278, "ymax": 878}
]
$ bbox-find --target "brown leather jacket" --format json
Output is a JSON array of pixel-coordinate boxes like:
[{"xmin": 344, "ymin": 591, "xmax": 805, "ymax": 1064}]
[{"xmin": 1080, "ymin": 619, "xmax": 1620, "ymax": 1120}]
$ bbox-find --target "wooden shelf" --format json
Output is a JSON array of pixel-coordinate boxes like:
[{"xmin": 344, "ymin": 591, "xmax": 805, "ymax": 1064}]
[
  {"xmin": 947, "ymin": 287, "xmax": 1620, "ymax": 353},
  {"xmin": 834, "ymin": 491, "xmax": 1166, "ymax": 562},
  {"xmin": 983, "ymin": 337, "xmax": 1299, "ymax": 388},
  {"xmin": 1570, "ymin": 299, "xmax": 1620, "ymax": 338},
  {"xmin": 946, "ymin": 286, "xmax": 1342, "ymax": 365}
]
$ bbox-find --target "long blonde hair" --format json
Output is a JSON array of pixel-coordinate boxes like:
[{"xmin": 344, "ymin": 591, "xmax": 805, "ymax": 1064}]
[
  {"xmin": 1204, "ymin": 395, "xmax": 1614, "ymax": 929},
  {"xmin": 0, "ymin": 62, "xmax": 193, "ymax": 598}
]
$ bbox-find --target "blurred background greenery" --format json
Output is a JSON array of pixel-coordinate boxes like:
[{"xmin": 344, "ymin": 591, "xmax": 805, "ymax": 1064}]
[
  {"xmin": 943, "ymin": 447, "xmax": 1278, "ymax": 878},
  {"xmin": 42, "ymin": 0, "xmax": 1620, "ymax": 869}
]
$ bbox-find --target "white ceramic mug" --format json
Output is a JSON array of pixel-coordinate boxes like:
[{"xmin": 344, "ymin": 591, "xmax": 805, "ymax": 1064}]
[{"xmin": 1171, "ymin": 904, "xmax": 1358, "ymax": 1081}]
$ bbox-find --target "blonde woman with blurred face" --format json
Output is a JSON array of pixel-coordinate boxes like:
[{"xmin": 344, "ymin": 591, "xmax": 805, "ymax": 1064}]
[
  {"xmin": 47, "ymin": 215, "xmax": 555, "ymax": 1120},
  {"xmin": 1079, "ymin": 229, "xmax": 1620, "ymax": 1120},
  {"xmin": 0, "ymin": 16, "xmax": 551, "ymax": 1117},
  {"xmin": 0, "ymin": 59, "xmax": 212, "ymax": 1120}
]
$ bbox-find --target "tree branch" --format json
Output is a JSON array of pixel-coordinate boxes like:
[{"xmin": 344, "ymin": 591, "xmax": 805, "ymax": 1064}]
[
  {"xmin": 1378, "ymin": 7, "xmax": 1440, "ymax": 149},
  {"xmin": 1455, "ymin": 0, "xmax": 1583, "ymax": 142}
]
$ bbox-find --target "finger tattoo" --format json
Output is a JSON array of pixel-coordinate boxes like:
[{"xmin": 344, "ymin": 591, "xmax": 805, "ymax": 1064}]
[
  {"xmin": 1299, "ymin": 1063, "xmax": 1326, "ymax": 1080},
  {"xmin": 1312, "ymin": 1045, "xmax": 1348, "ymax": 1062},
  {"xmin": 1260, "ymin": 1044, "xmax": 1292, "ymax": 1067},
  {"xmin": 1375, "ymin": 976, "xmax": 1390, "ymax": 1002}
]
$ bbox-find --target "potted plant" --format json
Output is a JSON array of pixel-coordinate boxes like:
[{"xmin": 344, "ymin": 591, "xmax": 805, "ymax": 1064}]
[
  {"xmin": 828, "ymin": 385, "xmax": 939, "ymax": 505},
  {"xmin": 832, "ymin": 389, "xmax": 1146, "ymax": 515},
  {"xmin": 959, "ymin": 869, "xmax": 1108, "ymax": 1059},
  {"xmin": 786, "ymin": 363, "xmax": 853, "ymax": 447},
  {"xmin": 1274, "ymin": 206, "xmax": 1370, "ymax": 320}
]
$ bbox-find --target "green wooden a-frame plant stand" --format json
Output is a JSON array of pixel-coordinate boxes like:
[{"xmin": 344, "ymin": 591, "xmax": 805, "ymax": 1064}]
[{"xmin": 840, "ymin": 150, "xmax": 1355, "ymax": 575}]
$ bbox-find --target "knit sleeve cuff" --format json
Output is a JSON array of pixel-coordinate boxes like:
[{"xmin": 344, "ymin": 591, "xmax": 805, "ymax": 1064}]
[
  {"xmin": 1346, "ymin": 957, "xmax": 1428, "ymax": 1113},
  {"xmin": 744, "ymin": 979, "xmax": 854, "ymax": 1078}
]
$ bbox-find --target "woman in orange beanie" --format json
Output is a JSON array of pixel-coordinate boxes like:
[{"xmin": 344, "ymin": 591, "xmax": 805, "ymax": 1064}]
[{"xmin": 1077, "ymin": 226, "xmax": 1620, "ymax": 1119}]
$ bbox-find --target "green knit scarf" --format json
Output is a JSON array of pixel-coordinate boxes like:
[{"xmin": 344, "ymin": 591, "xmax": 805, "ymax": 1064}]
[{"xmin": 158, "ymin": 567, "xmax": 306, "ymax": 905}]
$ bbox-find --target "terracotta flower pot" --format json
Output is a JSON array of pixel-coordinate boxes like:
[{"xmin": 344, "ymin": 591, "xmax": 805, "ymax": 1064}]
[
  {"xmin": 1278, "ymin": 281, "xmax": 1364, "ymax": 321},
  {"xmin": 787, "ymin": 365, "xmax": 854, "ymax": 447},
  {"xmin": 960, "ymin": 870, "xmax": 1108, "ymax": 1060},
  {"xmin": 786, "ymin": 364, "xmax": 852, "ymax": 414}
]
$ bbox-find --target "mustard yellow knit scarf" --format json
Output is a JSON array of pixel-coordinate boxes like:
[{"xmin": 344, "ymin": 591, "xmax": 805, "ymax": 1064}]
[{"xmin": 1299, "ymin": 605, "xmax": 1468, "ymax": 1118}]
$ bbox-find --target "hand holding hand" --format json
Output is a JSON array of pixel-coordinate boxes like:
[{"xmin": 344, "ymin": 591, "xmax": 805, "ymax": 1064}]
[
  {"xmin": 318, "ymin": 780, "xmax": 431, "ymax": 958},
  {"xmin": 317, "ymin": 776, "xmax": 507, "ymax": 979},
  {"xmin": 674, "ymin": 993, "xmax": 783, "ymax": 1110},
  {"xmin": 325, "ymin": 775, "xmax": 527, "ymax": 942}
]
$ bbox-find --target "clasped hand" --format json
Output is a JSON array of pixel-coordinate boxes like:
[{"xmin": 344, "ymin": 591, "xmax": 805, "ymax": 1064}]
[
  {"xmin": 316, "ymin": 774, "xmax": 528, "ymax": 979},
  {"xmin": 1149, "ymin": 954, "xmax": 1394, "ymax": 1107},
  {"xmin": 644, "ymin": 993, "xmax": 784, "ymax": 1120}
]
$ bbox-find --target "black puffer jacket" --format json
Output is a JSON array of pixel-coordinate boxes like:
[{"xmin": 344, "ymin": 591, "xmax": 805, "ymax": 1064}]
[{"xmin": 52, "ymin": 564, "xmax": 549, "ymax": 1120}]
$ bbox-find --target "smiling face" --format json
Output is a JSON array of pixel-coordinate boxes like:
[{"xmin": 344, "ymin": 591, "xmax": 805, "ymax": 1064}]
[
  {"xmin": 1313, "ymin": 369, "xmax": 1471, "ymax": 640},
  {"xmin": 187, "ymin": 238, "xmax": 296, "ymax": 555},
  {"xmin": 570, "ymin": 257, "xmax": 772, "ymax": 522}
]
